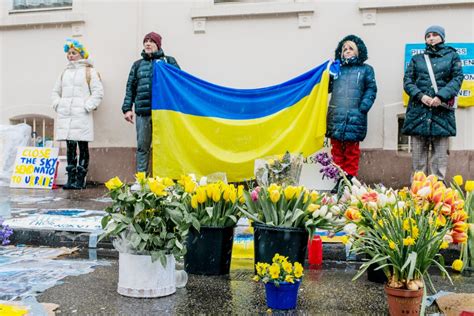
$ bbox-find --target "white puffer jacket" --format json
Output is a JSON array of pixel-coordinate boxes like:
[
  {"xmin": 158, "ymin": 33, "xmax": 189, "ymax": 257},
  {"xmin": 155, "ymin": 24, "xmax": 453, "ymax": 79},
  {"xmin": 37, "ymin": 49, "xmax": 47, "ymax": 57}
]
[{"xmin": 52, "ymin": 59, "xmax": 104, "ymax": 142}]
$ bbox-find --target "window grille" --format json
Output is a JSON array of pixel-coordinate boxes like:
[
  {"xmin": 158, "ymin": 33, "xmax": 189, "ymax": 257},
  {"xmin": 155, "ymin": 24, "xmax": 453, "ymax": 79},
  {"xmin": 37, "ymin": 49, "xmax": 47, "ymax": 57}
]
[
  {"xmin": 10, "ymin": 115, "xmax": 54, "ymax": 147},
  {"xmin": 12, "ymin": 0, "xmax": 72, "ymax": 10}
]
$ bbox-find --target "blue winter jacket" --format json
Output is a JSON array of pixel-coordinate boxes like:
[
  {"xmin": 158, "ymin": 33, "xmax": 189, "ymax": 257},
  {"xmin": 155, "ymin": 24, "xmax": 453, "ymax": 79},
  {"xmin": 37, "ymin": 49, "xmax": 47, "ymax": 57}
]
[{"xmin": 326, "ymin": 63, "xmax": 377, "ymax": 142}]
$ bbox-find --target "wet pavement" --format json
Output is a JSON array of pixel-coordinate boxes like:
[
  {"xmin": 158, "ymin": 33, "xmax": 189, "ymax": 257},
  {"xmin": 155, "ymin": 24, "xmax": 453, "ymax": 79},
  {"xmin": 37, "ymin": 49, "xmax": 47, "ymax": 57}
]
[{"xmin": 1, "ymin": 186, "xmax": 474, "ymax": 315}]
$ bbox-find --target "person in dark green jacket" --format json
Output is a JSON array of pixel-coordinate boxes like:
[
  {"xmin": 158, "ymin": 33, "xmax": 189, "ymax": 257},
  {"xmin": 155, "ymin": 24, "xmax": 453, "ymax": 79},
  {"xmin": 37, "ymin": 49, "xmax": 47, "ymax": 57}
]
[
  {"xmin": 121, "ymin": 32, "xmax": 180, "ymax": 190},
  {"xmin": 402, "ymin": 25, "xmax": 463, "ymax": 181}
]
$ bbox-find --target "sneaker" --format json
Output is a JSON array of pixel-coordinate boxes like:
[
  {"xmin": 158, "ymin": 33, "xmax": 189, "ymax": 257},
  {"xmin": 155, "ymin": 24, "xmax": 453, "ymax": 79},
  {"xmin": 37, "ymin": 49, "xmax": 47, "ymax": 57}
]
[{"xmin": 130, "ymin": 181, "xmax": 141, "ymax": 192}]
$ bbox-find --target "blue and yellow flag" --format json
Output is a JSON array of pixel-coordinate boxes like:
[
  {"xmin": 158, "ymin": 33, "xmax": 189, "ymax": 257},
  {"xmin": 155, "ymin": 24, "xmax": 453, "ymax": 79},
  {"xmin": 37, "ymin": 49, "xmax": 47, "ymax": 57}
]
[{"xmin": 152, "ymin": 61, "xmax": 333, "ymax": 182}]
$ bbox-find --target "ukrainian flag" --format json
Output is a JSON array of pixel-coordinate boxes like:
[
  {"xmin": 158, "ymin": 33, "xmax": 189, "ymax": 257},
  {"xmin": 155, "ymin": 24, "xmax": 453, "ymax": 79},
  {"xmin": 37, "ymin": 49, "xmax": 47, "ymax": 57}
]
[{"xmin": 152, "ymin": 61, "xmax": 334, "ymax": 182}]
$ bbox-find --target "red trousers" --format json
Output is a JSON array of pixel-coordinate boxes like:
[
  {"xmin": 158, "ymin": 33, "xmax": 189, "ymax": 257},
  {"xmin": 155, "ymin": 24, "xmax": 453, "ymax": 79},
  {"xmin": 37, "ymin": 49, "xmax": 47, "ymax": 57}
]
[{"xmin": 330, "ymin": 139, "xmax": 360, "ymax": 177}]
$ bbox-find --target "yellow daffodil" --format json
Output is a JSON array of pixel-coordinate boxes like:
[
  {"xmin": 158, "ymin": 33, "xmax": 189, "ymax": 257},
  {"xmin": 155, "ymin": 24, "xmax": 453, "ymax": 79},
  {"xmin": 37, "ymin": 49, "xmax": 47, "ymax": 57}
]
[
  {"xmin": 191, "ymin": 195, "xmax": 199, "ymax": 209},
  {"xmin": 403, "ymin": 237, "xmax": 416, "ymax": 246},
  {"xmin": 382, "ymin": 235, "xmax": 388, "ymax": 241},
  {"xmin": 269, "ymin": 264, "xmax": 280, "ymax": 279},
  {"xmin": 310, "ymin": 191, "xmax": 319, "ymax": 202},
  {"xmin": 389, "ymin": 240, "xmax": 396, "ymax": 250},
  {"xmin": 135, "ymin": 172, "xmax": 147, "ymax": 185},
  {"xmin": 105, "ymin": 176, "xmax": 123, "ymax": 191},
  {"xmin": 377, "ymin": 219, "xmax": 384, "ymax": 227},
  {"xmin": 403, "ymin": 218, "xmax": 416, "ymax": 231},
  {"xmin": 270, "ymin": 190, "xmax": 281, "ymax": 203},
  {"xmin": 293, "ymin": 262, "xmax": 304, "ymax": 278},
  {"xmin": 285, "ymin": 275, "xmax": 295, "ymax": 283},
  {"xmin": 452, "ymin": 259, "xmax": 463, "ymax": 272},
  {"xmin": 465, "ymin": 181, "xmax": 474, "ymax": 192},
  {"xmin": 440, "ymin": 241, "xmax": 449, "ymax": 249},
  {"xmin": 411, "ymin": 226, "xmax": 419, "ymax": 239},
  {"xmin": 453, "ymin": 175, "xmax": 463, "ymax": 186}
]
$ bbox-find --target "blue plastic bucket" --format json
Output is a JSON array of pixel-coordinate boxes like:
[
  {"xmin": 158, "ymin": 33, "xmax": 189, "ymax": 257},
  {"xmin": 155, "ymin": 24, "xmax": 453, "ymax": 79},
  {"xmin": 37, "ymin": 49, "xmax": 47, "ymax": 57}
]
[{"xmin": 264, "ymin": 281, "xmax": 300, "ymax": 310}]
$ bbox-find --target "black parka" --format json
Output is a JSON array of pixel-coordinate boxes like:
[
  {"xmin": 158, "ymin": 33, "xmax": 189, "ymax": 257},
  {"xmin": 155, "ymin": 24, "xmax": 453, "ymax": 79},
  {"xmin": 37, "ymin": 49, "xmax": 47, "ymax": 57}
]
[
  {"xmin": 326, "ymin": 35, "xmax": 378, "ymax": 142},
  {"xmin": 402, "ymin": 44, "xmax": 463, "ymax": 137},
  {"xmin": 122, "ymin": 49, "xmax": 180, "ymax": 116}
]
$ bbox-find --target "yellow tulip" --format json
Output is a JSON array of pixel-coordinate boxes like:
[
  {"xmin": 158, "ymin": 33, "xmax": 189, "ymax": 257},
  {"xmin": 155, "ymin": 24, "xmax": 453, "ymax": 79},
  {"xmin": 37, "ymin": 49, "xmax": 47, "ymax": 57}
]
[
  {"xmin": 229, "ymin": 189, "xmax": 237, "ymax": 203},
  {"xmin": 212, "ymin": 187, "xmax": 221, "ymax": 202},
  {"xmin": 223, "ymin": 188, "xmax": 231, "ymax": 202},
  {"xmin": 310, "ymin": 191, "xmax": 319, "ymax": 202},
  {"xmin": 163, "ymin": 177, "xmax": 175, "ymax": 187},
  {"xmin": 452, "ymin": 259, "xmax": 463, "ymax": 272},
  {"xmin": 196, "ymin": 187, "xmax": 207, "ymax": 203},
  {"xmin": 148, "ymin": 179, "xmax": 167, "ymax": 196},
  {"xmin": 453, "ymin": 175, "xmax": 463, "ymax": 186},
  {"xmin": 184, "ymin": 180, "xmax": 196, "ymax": 193},
  {"xmin": 191, "ymin": 195, "xmax": 199, "ymax": 209},
  {"xmin": 135, "ymin": 172, "xmax": 147, "ymax": 185},
  {"xmin": 465, "ymin": 181, "xmax": 474, "ymax": 192},
  {"xmin": 307, "ymin": 204, "xmax": 319, "ymax": 213},
  {"xmin": 270, "ymin": 190, "xmax": 281, "ymax": 203},
  {"xmin": 440, "ymin": 241, "xmax": 449, "ymax": 249},
  {"xmin": 268, "ymin": 183, "xmax": 281, "ymax": 192},
  {"xmin": 105, "ymin": 176, "xmax": 123, "ymax": 191}
]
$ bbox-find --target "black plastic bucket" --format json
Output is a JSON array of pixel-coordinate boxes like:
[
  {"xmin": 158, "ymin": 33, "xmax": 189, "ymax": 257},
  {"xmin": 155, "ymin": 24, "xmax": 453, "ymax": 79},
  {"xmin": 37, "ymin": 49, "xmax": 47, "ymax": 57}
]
[
  {"xmin": 367, "ymin": 263, "xmax": 388, "ymax": 284},
  {"xmin": 253, "ymin": 223, "xmax": 308, "ymax": 270},
  {"xmin": 184, "ymin": 225, "xmax": 235, "ymax": 275}
]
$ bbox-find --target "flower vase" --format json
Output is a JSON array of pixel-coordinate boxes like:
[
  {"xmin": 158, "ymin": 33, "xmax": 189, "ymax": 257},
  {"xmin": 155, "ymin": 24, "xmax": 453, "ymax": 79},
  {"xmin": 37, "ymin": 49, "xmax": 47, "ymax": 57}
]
[
  {"xmin": 384, "ymin": 285, "xmax": 423, "ymax": 316},
  {"xmin": 265, "ymin": 281, "xmax": 301, "ymax": 310}
]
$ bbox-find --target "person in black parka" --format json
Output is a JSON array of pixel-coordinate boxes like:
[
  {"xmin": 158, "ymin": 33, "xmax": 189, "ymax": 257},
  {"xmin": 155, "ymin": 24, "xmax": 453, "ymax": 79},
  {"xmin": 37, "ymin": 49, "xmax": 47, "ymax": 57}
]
[
  {"xmin": 121, "ymin": 32, "xmax": 180, "ymax": 190},
  {"xmin": 327, "ymin": 35, "xmax": 377, "ymax": 193},
  {"xmin": 402, "ymin": 25, "xmax": 463, "ymax": 181}
]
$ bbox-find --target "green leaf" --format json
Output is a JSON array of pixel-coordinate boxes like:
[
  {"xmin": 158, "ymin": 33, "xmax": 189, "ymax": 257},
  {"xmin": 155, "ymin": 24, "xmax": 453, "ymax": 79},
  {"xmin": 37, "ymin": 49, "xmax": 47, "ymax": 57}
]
[
  {"xmin": 101, "ymin": 215, "xmax": 111, "ymax": 229},
  {"xmin": 175, "ymin": 239, "xmax": 184, "ymax": 250}
]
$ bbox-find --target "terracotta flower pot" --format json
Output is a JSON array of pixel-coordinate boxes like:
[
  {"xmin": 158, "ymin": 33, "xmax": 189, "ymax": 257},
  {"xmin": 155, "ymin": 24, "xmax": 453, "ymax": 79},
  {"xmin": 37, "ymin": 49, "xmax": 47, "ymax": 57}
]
[{"xmin": 384, "ymin": 285, "xmax": 423, "ymax": 316}]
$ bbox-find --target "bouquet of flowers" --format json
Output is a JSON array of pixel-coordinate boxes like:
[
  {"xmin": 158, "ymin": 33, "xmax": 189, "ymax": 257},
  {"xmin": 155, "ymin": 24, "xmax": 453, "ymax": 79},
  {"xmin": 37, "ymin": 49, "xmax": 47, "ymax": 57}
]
[
  {"xmin": 451, "ymin": 175, "xmax": 474, "ymax": 271},
  {"xmin": 342, "ymin": 172, "xmax": 468, "ymax": 292},
  {"xmin": 99, "ymin": 173, "xmax": 197, "ymax": 266},
  {"xmin": 253, "ymin": 253, "xmax": 304, "ymax": 285},
  {"xmin": 174, "ymin": 175, "xmax": 245, "ymax": 228},
  {"xmin": 0, "ymin": 218, "xmax": 13, "ymax": 246},
  {"xmin": 239, "ymin": 183, "xmax": 343, "ymax": 235},
  {"xmin": 255, "ymin": 151, "xmax": 303, "ymax": 186}
]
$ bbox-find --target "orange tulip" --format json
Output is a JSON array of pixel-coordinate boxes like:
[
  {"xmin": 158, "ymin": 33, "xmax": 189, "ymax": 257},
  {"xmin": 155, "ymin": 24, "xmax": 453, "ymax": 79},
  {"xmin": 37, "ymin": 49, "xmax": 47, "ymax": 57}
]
[
  {"xmin": 361, "ymin": 191, "xmax": 378, "ymax": 203},
  {"xmin": 453, "ymin": 222, "xmax": 468, "ymax": 233},
  {"xmin": 411, "ymin": 180, "xmax": 422, "ymax": 194},
  {"xmin": 413, "ymin": 171, "xmax": 427, "ymax": 182},
  {"xmin": 451, "ymin": 210, "xmax": 468, "ymax": 223},
  {"xmin": 344, "ymin": 207, "xmax": 361, "ymax": 222},
  {"xmin": 443, "ymin": 189, "xmax": 455, "ymax": 206},
  {"xmin": 440, "ymin": 203, "xmax": 452, "ymax": 216},
  {"xmin": 432, "ymin": 180, "xmax": 446, "ymax": 192},
  {"xmin": 431, "ymin": 188, "xmax": 445, "ymax": 204},
  {"xmin": 451, "ymin": 231, "xmax": 468, "ymax": 244}
]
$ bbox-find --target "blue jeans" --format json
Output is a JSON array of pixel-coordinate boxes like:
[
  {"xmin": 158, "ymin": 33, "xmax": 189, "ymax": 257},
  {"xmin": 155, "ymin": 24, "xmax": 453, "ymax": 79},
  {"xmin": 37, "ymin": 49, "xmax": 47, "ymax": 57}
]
[{"xmin": 135, "ymin": 115, "xmax": 152, "ymax": 173}]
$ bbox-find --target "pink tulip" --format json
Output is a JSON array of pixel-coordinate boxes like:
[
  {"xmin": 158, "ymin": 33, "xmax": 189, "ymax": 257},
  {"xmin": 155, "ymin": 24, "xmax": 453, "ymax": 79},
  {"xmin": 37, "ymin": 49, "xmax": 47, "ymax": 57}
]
[{"xmin": 251, "ymin": 190, "xmax": 259, "ymax": 201}]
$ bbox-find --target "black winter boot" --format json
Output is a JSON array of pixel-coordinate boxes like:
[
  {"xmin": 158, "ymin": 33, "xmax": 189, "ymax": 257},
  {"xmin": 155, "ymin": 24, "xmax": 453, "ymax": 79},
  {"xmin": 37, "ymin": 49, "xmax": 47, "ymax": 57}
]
[
  {"xmin": 73, "ymin": 166, "xmax": 87, "ymax": 189},
  {"xmin": 63, "ymin": 165, "xmax": 77, "ymax": 190}
]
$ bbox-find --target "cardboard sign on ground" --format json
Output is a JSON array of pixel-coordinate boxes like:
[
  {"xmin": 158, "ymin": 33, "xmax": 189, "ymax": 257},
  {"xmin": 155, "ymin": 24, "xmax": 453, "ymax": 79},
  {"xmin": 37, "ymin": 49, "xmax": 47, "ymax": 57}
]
[{"xmin": 10, "ymin": 147, "xmax": 59, "ymax": 189}]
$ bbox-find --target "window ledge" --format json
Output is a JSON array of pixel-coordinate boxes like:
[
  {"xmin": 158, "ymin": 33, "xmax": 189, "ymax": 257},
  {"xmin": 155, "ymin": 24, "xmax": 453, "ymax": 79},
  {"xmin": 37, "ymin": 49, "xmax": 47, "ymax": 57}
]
[
  {"xmin": 190, "ymin": 2, "xmax": 315, "ymax": 32},
  {"xmin": 359, "ymin": 0, "xmax": 473, "ymax": 9},
  {"xmin": 0, "ymin": 10, "xmax": 84, "ymax": 29},
  {"xmin": 9, "ymin": 6, "xmax": 72, "ymax": 14}
]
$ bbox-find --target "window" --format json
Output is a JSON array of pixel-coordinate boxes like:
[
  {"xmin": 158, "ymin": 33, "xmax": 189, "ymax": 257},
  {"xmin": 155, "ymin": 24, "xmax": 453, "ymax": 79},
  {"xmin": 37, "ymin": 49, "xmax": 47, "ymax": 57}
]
[
  {"xmin": 397, "ymin": 115, "xmax": 411, "ymax": 153},
  {"xmin": 215, "ymin": 0, "xmax": 294, "ymax": 3},
  {"xmin": 12, "ymin": 0, "xmax": 72, "ymax": 10},
  {"xmin": 10, "ymin": 115, "xmax": 54, "ymax": 147}
]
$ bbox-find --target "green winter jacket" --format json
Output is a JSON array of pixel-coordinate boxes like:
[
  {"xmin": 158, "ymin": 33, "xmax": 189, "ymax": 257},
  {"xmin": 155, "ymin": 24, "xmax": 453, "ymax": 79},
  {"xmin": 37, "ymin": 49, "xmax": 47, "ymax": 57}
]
[
  {"xmin": 122, "ymin": 49, "xmax": 180, "ymax": 116},
  {"xmin": 402, "ymin": 44, "xmax": 463, "ymax": 137}
]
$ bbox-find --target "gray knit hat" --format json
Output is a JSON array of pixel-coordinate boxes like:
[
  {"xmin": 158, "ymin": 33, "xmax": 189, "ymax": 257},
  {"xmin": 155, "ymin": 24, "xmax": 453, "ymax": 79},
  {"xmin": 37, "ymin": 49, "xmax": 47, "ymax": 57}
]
[{"xmin": 425, "ymin": 25, "xmax": 445, "ymax": 42}]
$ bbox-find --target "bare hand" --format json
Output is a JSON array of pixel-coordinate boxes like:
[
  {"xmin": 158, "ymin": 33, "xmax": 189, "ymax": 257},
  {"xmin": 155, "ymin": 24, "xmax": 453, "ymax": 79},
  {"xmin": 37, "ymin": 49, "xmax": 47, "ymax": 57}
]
[
  {"xmin": 124, "ymin": 111, "xmax": 134, "ymax": 124},
  {"xmin": 421, "ymin": 95, "xmax": 433, "ymax": 106},
  {"xmin": 430, "ymin": 97, "xmax": 442, "ymax": 107}
]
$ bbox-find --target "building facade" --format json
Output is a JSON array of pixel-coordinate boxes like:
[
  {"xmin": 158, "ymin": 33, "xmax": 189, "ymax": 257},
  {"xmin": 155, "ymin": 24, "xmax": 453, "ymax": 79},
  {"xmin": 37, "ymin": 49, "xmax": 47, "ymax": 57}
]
[{"xmin": 1, "ymin": 0, "xmax": 473, "ymax": 186}]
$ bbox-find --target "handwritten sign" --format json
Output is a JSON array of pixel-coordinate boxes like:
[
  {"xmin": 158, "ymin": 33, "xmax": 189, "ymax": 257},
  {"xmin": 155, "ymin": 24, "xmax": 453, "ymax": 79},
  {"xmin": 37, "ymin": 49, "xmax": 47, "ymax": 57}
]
[{"xmin": 10, "ymin": 147, "xmax": 59, "ymax": 189}]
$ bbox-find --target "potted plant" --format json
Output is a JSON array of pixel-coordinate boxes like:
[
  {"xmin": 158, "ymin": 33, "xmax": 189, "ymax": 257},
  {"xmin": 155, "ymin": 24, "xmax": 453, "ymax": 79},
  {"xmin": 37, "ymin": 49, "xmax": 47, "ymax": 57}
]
[
  {"xmin": 100, "ymin": 173, "xmax": 196, "ymax": 298},
  {"xmin": 253, "ymin": 253, "xmax": 304, "ymax": 310},
  {"xmin": 174, "ymin": 175, "xmax": 245, "ymax": 275},
  {"xmin": 344, "ymin": 172, "xmax": 468, "ymax": 316},
  {"xmin": 239, "ymin": 183, "xmax": 342, "ymax": 267},
  {"xmin": 450, "ymin": 175, "xmax": 474, "ymax": 272}
]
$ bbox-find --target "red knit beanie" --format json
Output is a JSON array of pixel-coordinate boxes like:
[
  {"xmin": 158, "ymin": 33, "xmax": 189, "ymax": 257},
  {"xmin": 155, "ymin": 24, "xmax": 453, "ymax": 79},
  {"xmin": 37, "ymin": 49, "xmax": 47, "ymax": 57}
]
[{"xmin": 143, "ymin": 32, "xmax": 162, "ymax": 49}]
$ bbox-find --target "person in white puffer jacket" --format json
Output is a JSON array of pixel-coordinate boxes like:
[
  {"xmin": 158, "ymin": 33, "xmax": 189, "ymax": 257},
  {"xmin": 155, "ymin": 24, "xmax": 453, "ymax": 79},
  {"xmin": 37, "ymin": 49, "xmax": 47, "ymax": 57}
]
[{"xmin": 52, "ymin": 38, "xmax": 104, "ymax": 190}]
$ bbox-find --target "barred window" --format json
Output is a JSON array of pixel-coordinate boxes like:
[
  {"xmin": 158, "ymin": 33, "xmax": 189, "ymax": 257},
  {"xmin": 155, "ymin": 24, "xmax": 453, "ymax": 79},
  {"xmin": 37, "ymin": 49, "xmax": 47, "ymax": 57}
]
[
  {"xmin": 10, "ymin": 115, "xmax": 55, "ymax": 147},
  {"xmin": 12, "ymin": 0, "xmax": 72, "ymax": 10}
]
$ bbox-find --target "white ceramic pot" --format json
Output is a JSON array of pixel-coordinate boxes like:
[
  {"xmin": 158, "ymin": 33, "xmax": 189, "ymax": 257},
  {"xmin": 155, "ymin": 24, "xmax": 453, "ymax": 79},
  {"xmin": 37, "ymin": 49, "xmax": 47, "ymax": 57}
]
[{"xmin": 117, "ymin": 253, "xmax": 176, "ymax": 298}]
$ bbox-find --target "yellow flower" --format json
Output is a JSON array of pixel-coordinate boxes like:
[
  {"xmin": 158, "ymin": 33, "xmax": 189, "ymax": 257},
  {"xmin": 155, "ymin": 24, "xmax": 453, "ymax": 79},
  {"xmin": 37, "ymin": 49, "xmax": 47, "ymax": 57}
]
[
  {"xmin": 163, "ymin": 177, "xmax": 175, "ymax": 187},
  {"xmin": 282, "ymin": 261, "xmax": 293, "ymax": 274},
  {"xmin": 303, "ymin": 191, "xmax": 309, "ymax": 203},
  {"xmin": 382, "ymin": 235, "xmax": 388, "ymax": 241},
  {"xmin": 341, "ymin": 235, "xmax": 349, "ymax": 245},
  {"xmin": 452, "ymin": 259, "xmax": 463, "ymax": 272},
  {"xmin": 284, "ymin": 186, "xmax": 298, "ymax": 201},
  {"xmin": 252, "ymin": 275, "xmax": 260, "ymax": 282},
  {"xmin": 411, "ymin": 226, "xmax": 419, "ymax": 239},
  {"xmin": 212, "ymin": 188, "xmax": 221, "ymax": 202},
  {"xmin": 270, "ymin": 190, "xmax": 281, "ymax": 203},
  {"xmin": 238, "ymin": 185, "xmax": 245, "ymax": 203},
  {"xmin": 191, "ymin": 195, "xmax": 199, "ymax": 209},
  {"xmin": 269, "ymin": 264, "xmax": 280, "ymax": 279},
  {"xmin": 403, "ymin": 218, "xmax": 416, "ymax": 231},
  {"xmin": 105, "ymin": 176, "xmax": 123, "ymax": 191},
  {"xmin": 267, "ymin": 158, "xmax": 275, "ymax": 166},
  {"xmin": 148, "ymin": 179, "xmax": 167, "ymax": 196},
  {"xmin": 377, "ymin": 219, "xmax": 384, "ymax": 227},
  {"xmin": 465, "ymin": 181, "xmax": 474, "ymax": 192},
  {"xmin": 196, "ymin": 187, "xmax": 207, "ymax": 203},
  {"xmin": 293, "ymin": 262, "xmax": 304, "ymax": 278},
  {"xmin": 229, "ymin": 189, "xmax": 237, "ymax": 203},
  {"xmin": 223, "ymin": 187, "xmax": 231, "ymax": 202},
  {"xmin": 453, "ymin": 175, "xmax": 463, "ymax": 186},
  {"xmin": 307, "ymin": 204, "xmax": 319, "ymax": 213},
  {"xmin": 440, "ymin": 241, "xmax": 449, "ymax": 249},
  {"xmin": 268, "ymin": 183, "xmax": 281, "ymax": 192},
  {"xmin": 310, "ymin": 191, "xmax": 319, "ymax": 202},
  {"xmin": 184, "ymin": 180, "xmax": 196, "ymax": 194},
  {"xmin": 403, "ymin": 237, "xmax": 415, "ymax": 246},
  {"xmin": 284, "ymin": 275, "xmax": 295, "ymax": 283},
  {"xmin": 135, "ymin": 172, "xmax": 147, "ymax": 185}
]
